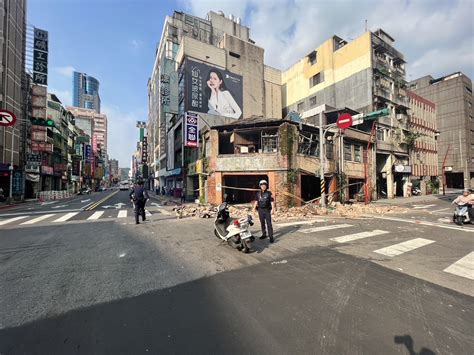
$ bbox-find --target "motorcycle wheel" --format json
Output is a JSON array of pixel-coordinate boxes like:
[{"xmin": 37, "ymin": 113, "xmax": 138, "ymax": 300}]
[
  {"xmin": 455, "ymin": 215, "xmax": 464, "ymax": 226},
  {"xmin": 214, "ymin": 229, "xmax": 221, "ymax": 239},
  {"xmin": 241, "ymin": 239, "xmax": 250, "ymax": 253}
]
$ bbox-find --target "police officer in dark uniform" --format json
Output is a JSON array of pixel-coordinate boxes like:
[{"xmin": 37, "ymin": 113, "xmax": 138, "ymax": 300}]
[
  {"xmin": 253, "ymin": 180, "xmax": 275, "ymax": 243},
  {"xmin": 129, "ymin": 180, "xmax": 149, "ymax": 224}
]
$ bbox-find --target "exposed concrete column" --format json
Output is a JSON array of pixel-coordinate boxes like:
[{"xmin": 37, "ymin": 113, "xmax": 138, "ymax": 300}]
[{"xmin": 386, "ymin": 154, "xmax": 394, "ymax": 199}]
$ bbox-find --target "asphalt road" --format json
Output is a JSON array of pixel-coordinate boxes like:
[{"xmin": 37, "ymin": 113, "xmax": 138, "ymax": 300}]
[{"xmin": 0, "ymin": 193, "xmax": 473, "ymax": 354}]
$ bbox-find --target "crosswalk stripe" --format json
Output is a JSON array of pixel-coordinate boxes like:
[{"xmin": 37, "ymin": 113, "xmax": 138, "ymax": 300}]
[
  {"xmin": 53, "ymin": 212, "xmax": 79, "ymax": 223},
  {"xmin": 374, "ymin": 238, "xmax": 435, "ymax": 257},
  {"xmin": 117, "ymin": 210, "xmax": 127, "ymax": 218},
  {"xmin": 157, "ymin": 208, "xmax": 171, "ymax": 216},
  {"xmin": 443, "ymin": 252, "xmax": 474, "ymax": 280},
  {"xmin": 145, "ymin": 209, "xmax": 152, "ymax": 217},
  {"xmin": 330, "ymin": 230, "xmax": 389, "ymax": 243},
  {"xmin": 20, "ymin": 214, "xmax": 55, "ymax": 225},
  {"xmin": 412, "ymin": 204, "xmax": 437, "ymax": 209},
  {"xmin": 0, "ymin": 216, "xmax": 28, "ymax": 225},
  {"xmin": 300, "ymin": 224, "xmax": 353, "ymax": 234},
  {"xmin": 275, "ymin": 220, "xmax": 324, "ymax": 227},
  {"xmin": 88, "ymin": 211, "xmax": 104, "ymax": 220}
]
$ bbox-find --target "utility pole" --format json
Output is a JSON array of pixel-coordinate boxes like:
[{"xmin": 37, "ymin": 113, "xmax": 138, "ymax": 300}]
[
  {"xmin": 319, "ymin": 112, "xmax": 326, "ymax": 208},
  {"xmin": 441, "ymin": 145, "xmax": 450, "ymax": 195}
]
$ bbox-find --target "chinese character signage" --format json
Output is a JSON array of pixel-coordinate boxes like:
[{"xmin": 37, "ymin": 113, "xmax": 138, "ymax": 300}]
[
  {"xmin": 185, "ymin": 59, "xmax": 243, "ymax": 119},
  {"xmin": 185, "ymin": 112, "xmax": 199, "ymax": 148},
  {"xmin": 160, "ymin": 74, "xmax": 170, "ymax": 106},
  {"xmin": 84, "ymin": 144, "xmax": 92, "ymax": 163},
  {"xmin": 142, "ymin": 136, "xmax": 148, "ymax": 163},
  {"xmin": 33, "ymin": 28, "xmax": 48, "ymax": 86}
]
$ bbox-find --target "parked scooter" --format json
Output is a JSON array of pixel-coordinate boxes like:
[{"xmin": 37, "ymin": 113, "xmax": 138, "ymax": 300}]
[
  {"xmin": 214, "ymin": 202, "xmax": 255, "ymax": 253},
  {"xmin": 453, "ymin": 203, "xmax": 471, "ymax": 225},
  {"xmin": 412, "ymin": 187, "xmax": 421, "ymax": 196}
]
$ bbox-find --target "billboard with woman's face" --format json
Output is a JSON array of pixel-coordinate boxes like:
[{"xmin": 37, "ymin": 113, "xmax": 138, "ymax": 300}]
[{"xmin": 185, "ymin": 59, "xmax": 243, "ymax": 119}]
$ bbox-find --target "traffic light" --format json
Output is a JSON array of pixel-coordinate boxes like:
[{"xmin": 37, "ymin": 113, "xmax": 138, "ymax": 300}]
[{"xmin": 30, "ymin": 117, "xmax": 55, "ymax": 128}]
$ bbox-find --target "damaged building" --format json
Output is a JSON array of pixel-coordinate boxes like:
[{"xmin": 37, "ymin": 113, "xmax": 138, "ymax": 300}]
[{"xmin": 201, "ymin": 109, "xmax": 373, "ymax": 207}]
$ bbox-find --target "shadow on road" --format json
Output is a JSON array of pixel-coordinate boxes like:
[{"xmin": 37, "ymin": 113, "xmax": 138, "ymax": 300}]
[{"xmin": 394, "ymin": 335, "xmax": 435, "ymax": 355}]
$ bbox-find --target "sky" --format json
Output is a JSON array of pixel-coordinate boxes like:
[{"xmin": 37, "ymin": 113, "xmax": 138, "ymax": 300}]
[{"xmin": 28, "ymin": 0, "xmax": 474, "ymax": 167}]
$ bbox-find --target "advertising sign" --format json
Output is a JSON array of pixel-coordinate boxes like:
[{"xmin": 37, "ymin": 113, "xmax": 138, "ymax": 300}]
[
  {"xmin": 26, "ymin": 153, "xmax": 42, "ymax": 166},
  {"xmin": 142, "ymin": 136, "xmax": 148, "ymax": 163},
  {"xmin": 85, "ymin": 144, "xmax": 92, "ymax": 163},
  {"xmin": 72, "ymin": 158, "xmax": 81, "ymax": 176},
  {"xmin": 92, "ymin": 134, "xmax": 97, "ymax": 153},
  {"xmin": 185, "ymin": 112, "xmax": 199, "ymax": 148},
  {"xmin": 12, "ymin": 172, "xmax": 23, "ymax": 195},
  {"xmin": 33, "ymin": 28, "xmax": 48, "ymax": 86},
  {"xmin": 185, "ymin": 59, "xmax": 243, "ymax": 119},
  {"xmin": 32, "ymin": 142, "xmax": 53, "ymax": 152}
]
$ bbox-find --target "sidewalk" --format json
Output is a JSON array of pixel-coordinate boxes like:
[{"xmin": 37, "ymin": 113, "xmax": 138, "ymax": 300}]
[{"xmin": 373, "ymin": 193, "xmax": 454, "ymax": 206}]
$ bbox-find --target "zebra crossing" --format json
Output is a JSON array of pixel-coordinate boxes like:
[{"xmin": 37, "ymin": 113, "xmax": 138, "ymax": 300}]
[
  {"xmin": 297, "ymin": 223, "xmax": 474, "ymax": 281},
  {"xmin": 0, "ymin": 208, "xmax": 170, "ymax": 228}
]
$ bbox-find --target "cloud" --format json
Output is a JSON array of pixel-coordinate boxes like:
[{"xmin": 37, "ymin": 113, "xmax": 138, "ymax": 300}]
[
  {"xmin": 130, "ymin": 39, "xmax": 144, "ymax": 49},
  {"xmin": 180, "ymin": 0, "xmax": 474, "ymax": 79},
  {"xmin": 48, "ymin": 88, "xmax": 73, "ymax": 106},
  {"xmin": 102, "ymin": 104, "xmax": 146, "ymax": 167},
  {"xmin": 53, "ymin": 66, "xmax": 76, "ymax": 78}
]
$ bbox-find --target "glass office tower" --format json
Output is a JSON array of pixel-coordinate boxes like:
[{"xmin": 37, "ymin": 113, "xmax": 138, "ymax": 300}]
[{"xmin": 73, "ymin": 71, "xmax": 101, "ymax": 113}]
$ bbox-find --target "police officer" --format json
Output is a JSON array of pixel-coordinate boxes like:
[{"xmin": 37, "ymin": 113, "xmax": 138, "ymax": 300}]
[
  {"xmin": 253, "ymin": 180, "xmax": 275, "ymax": 243},
  {"xmin": 129, "ymin": 180, "xmax": 149, "ymax": 224}
]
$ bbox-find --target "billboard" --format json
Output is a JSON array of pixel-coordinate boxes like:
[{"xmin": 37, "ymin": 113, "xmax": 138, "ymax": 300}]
[
  {"xmin": 33, "ymin": 28, "xmax": 48, "ymax": 86},
  {"xmin": 185, "ymin": 59, "xmax": 243, "ymax": 119}
]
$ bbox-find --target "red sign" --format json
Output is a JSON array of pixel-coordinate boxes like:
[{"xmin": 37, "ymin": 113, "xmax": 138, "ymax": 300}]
[
  {"xmin": 336, "ymin": 113, "xmax": 352, "ymax": 129},
  {"xmin": 32, "ymin": 142, "xmax": 53, "ymax": 152},
  {"xmin": 0, "ymin": 110, "xmax": 17, "ymax": 127}
]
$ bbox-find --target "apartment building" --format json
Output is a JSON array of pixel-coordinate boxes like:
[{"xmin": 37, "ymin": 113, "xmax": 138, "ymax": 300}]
[
  {"xmin": 407, "ymin": 91, "xmax": 439, "ymax": 194},
  {"xmin": 282, "ymin": 29, "xmax": 410, "ymax": 199},
  {"xmin": 148, "ymin": 10, "xmax": 282, "ymax": 199},
  {"xmin": 409, "ymin": 72, "xmax": 473, "ymax": 188}
]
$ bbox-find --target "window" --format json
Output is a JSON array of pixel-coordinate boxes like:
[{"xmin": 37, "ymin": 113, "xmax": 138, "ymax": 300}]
[
  {"xmin": 297, "ymin": 102, "xmax": 304, "ymax": 112},
  {"xmin": 310, "ymin": 72, "xmax": 324, "ymax": 87},
  {"xmin": 309, "ymin": 96, "xmax": 317, "ymax": 107},
  {"xmin": 344, "ymin": 143, "xmax": 352, "ymax": 161},
  {"xmin": 261, "ymin": 133, "xmax": 278, "ymax": 153},
  {"xmin": 377, "ymin": 129, "xmax": 384, "ymax": 141},
  {"xmin": 354, "ymin": 145, "xmax": 362, "ymax": 162},
  {"xmin": 471, "ymin": 144, "xmax": 474, "ymax": 150},
  {"xmin": 308, "ymin": 51, "xmax": 317, "ymax": 65},
  {"xmin": 466, "ymin": 86, "xmax": 472, "ymax": 95},
  {"xmin": 229, "ymin": 51, "xmax": 240, "ymax": 59},
  {"xmin": 326, "ymin": 142, "xmax": 334, "ymax": 160}
]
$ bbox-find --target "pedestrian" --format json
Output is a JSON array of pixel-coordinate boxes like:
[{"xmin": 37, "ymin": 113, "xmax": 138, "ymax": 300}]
[
  {"xmin": 129, "ymin": 180, "xmax": 149, "ymax": 224},
  {"xmin": 253, "ymin": 180, "xmax": 275, "ymax": 243},
  {"xmin": 181, "ymin": 187, "xmax": 186, "ymax": 203}
]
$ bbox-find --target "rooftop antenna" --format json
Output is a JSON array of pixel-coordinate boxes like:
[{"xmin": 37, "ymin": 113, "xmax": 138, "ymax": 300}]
[{"xmin": 365, "ymin": 19, "xmax": 368, "ymax": 32}]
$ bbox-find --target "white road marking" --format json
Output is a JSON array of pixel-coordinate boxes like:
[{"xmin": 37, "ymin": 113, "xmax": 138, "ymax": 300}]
[
  {"xmin": 330, "ymin": 230, "xmax": 389, "ymax": 243},
  {"xmin": 87, "ymin": 211, "xmax": 104, "ymax": 220},
  {"xmin": 443, "ymin": 252, "xmax": 474, "ymax": 280},
  {"xmin": 374, "ymin": 238, "xmax": 435, "ymax": 257},
  {"xmin": 81, "ymin": 199, "xmax": 91, "ymax": 203},
  {"xmin": 51, "ymin": 205, "xmax": 68, "ymax": 209},
  {"xmin": 20, "ymin": 214, "xmax": 55, "ymax": 225},
  {"xmin": 0, "ymin": 216, "xmax": 28, "ymax": 225},
  {"xmin": 157, "ymin": 208, "xmax": 171, "ymax": 216},
  {"xmin": 431, "ymin": 207, "xmax": 450, "ymax": 213},
  {"xmin": 53, "ymin": 212, "xmax": 79, "ymax": 223},
  {"xmin": 300, "ymin": 224, "xmax": 353, "ymax": 234},
  {"xmin": 117, "ymin": 210, "xmax": 127, "ymax": 218},
  {"xmin": 145, "ymin": 209, "xmax": 152, "ymax": 217},
  {"xmin": 275, "ymin": 220, "xmax": 325, "ymax": 227},
  {"xmin": 372, "ymin": 216, "xmax": 474, "ymax": 233},
  {"xmin": 412, "ymin": 204, "xmax": 437, "ymax": 209}
]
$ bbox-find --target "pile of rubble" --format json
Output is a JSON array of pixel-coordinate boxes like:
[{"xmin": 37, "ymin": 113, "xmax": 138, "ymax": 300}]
[{"xmin": 172, "ymin": 202, "xmax": 407, "ymax": 220}]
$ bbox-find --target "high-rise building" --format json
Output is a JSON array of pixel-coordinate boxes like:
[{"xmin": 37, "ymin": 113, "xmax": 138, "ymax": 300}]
[
  {"xmin": 0, "ymin": 0, "xmax": 26, "ymax": 196},
  {"xmin": 73, "ymin": 71, "xmax": 101, "ymax": 113},
  {"xmin": 282, "ymin": 29, "xmax": 410, "ymax": 199},
  {"xmin": 148, "ymin": 10, "xmax": 282, "ymax": 197},
  {"xmin": 409, "ymin": 72, "xmax": 473, "ymax": 188},
  {"xmin": 67, "ymin": 107, "xmax": 107, "ymax": 157},
  {"xmin": 108, "ymin": 158, "xmax": 119, "ymax": 180}
]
